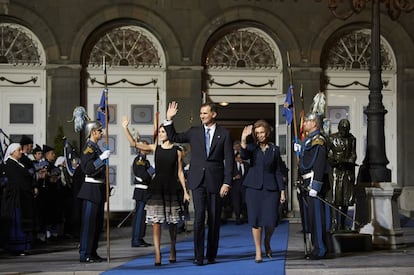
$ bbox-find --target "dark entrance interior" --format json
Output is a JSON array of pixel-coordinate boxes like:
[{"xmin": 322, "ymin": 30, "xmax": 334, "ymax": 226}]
[{"xmin": 215, "ymin": 103, "xmax": 276, "ymax": 143}]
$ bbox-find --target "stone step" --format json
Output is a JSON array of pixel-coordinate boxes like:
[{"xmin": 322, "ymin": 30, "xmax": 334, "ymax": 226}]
[{"xmin": 331, "ymin": 231, "xmax": 372, "ymax": 255}]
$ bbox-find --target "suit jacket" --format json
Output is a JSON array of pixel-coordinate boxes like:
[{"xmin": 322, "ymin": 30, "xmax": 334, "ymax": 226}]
[
  {"xmin": 232, "ymin": 161, "xmax": 249, "ymax": 183},
  {"xmin": 164, "ymin": 123, "xmax": 234, "ymax": 193},
  {"xmin": 240, "ymin": 142, "xmax": 284, "ymax": 192}
]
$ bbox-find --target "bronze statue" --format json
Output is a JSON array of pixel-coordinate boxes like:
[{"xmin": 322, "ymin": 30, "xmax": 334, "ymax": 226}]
[{"xmin": 328, "ymin": 119, "xmax": 357, "ymax": 231}]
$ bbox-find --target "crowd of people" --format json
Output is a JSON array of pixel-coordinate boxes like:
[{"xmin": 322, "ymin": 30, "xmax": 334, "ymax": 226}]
[
  {"xmin": 0, "ymin": 136, "xmax": 80, "ymax": 256},
  {"xmin": 0, "ymin": 100, "xmax": 356, "ymax": 265}
]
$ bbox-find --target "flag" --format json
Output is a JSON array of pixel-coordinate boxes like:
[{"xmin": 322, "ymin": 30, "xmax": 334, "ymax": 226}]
[
  {"xmin": 97, "ymin": 89, "xmax": 109, "ymax": 129},
  {"xmin": 282, "ymin": 84, "xmax": 294, "ymax": 126},
  {"xmin": 299, "ymin": 109, "xmax": 305, "ymax": 141},
  {"xmin": 0, "ymin": 128, "xmax": 10, "ymax": 163}
]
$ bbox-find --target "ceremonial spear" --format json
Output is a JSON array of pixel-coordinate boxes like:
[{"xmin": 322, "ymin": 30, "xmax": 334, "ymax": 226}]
[{"xmin": 103, "ymin": 56, "xmax": 111, "ymax": 263}]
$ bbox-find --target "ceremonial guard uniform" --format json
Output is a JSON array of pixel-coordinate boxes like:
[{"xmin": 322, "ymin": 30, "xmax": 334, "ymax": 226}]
[
  {"xmin": 78, "ymin": 121, "xmax": 109, "ymax": 263},
  {"xmin": 131, "ymin": 150, "xmax": 153, "ymax": 247},
  {"xmin": 298, "ymin": 113, "xmax": 331, "ymax": 260}
]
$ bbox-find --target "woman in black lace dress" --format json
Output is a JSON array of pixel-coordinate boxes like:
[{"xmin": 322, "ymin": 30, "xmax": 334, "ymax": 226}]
[{"xmin": 122, "ymin": 116, "xmax": 190, "ymax": 266}]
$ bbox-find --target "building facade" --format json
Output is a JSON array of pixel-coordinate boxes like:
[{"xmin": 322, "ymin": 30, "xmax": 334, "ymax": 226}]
[{"xmin": 0, "ymin": 0, "xmax": 413, "ymax": 214}]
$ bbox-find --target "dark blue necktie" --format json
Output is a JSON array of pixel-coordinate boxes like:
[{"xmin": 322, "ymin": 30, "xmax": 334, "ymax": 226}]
[{"xmin": 205, "ymin": 128, "xmax": 210, "ymax": 156}]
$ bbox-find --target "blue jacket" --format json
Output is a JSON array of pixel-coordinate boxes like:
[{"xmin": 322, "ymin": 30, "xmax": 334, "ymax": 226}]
[{"xmin": 240, "ymin": 142, "xmax": 285, "ymax": 192}]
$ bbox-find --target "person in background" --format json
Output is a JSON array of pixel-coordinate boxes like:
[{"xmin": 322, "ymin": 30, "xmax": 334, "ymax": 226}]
[
  {"xmin": 177, "ymin": 145, "xmax": 190, "ymax": 234},
  {"xmin": 42, "ymin": 145, "xmax": 61, "ymax": 241},
  {"xmin": 130, "ymin": 142, "xmax": 153, "ymax": 247},
  {"xmin": 32, "ymin": 145, "xmax": 44, "ymax": 167},
  {"xmin": 19, "ymin": 135, "xmax": 35, "ymax": 173},
  {"xmin": 78, "ymin": 121, "xmax": 110, "ymax": 263},
  {"xmin": 233, "ymin": 140, "xmax": 241, "ymax": 155},
  {"xmin": 55, "ymin": 156, "xmax": 75, "ymax": 238},
  {"xmin": 164, "ymin": 101, "xmax": 234, "ymax": 266},
  {"xmin": 231, "ymin": 152, "xmax": 249, "ymax": 225},
  {"xmin": 279, "ymin": 160, "xmax": 289, "ymax": 219},
  {"xmin": 240, "ymin": 120, "xmax": 286, "ymax": 263},
  {"xmin": 31, "ymin": 144, "xmax": 46, "ymax": 243},
  {"xmin": 122, "ymin": 116, "xmax": 190, "ymax": 266},
  {"xmin": 121, "ymin": 125, "xmax": 153, "ymax": 248},
  {"xmin": 0, "ymin": 143, "xmax": 35, "ymax": 256}
]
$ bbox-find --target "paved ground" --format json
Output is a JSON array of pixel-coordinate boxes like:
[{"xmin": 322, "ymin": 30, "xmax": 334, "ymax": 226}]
[{"xmin": 0, "ymin": 218, "xmax": 413, "ymax": 275}]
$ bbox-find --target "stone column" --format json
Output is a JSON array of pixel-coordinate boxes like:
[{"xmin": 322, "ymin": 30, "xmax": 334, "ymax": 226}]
[{"xmin": 359, "ymin": 182, "xmax": 404, "ymax": 249}]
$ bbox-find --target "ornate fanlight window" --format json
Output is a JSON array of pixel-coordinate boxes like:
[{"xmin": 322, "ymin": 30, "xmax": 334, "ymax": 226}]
[
  {"xmin": 323, "ymin": 29, "xmax": 394, "ymax": 71},
  {"xmin": 206, "ymin": 27, "xmax": 279, "ymax": 70},
  {"xmin": 88, "ymin": 26, "xmax": 163, "ymax": 68},
  {"xmin": 0, "ymin": 23, "xmax": 43, "ymax": 65}
]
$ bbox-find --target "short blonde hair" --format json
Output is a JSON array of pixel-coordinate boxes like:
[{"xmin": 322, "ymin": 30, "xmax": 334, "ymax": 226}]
[{"xmin": 253, "ymin": 119, "xmax": 273, "ymax": 140}]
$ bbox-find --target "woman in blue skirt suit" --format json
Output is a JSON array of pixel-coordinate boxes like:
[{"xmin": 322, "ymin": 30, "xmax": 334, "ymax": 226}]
[{"xmin": 240, "ymin": 120, "xmax": 286, "ymax": 263}]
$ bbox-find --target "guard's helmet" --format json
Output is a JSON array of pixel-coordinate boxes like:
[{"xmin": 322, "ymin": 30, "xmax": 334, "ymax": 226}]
[
  {"xmin": 305, "ymin": 112, "xmax": 323, "ymax": 128},
  {"xmin": 85, "ymin": 121, "xmax": 102, "ymax": 138}
]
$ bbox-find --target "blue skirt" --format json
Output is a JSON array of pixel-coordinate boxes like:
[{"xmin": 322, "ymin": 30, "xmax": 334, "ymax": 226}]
[{"xmin": 245, "ymin": 187, "xmax": 281, "ymax": 228}]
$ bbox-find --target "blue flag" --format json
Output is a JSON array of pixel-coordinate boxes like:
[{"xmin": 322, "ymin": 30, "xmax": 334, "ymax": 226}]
[
  {"xmin": 282, "ymin": 85, "xmax": 294, "ymax": 125},
  {"xmin": 97, "ymin": 89, "xmax": 109, "ymax": 129}
]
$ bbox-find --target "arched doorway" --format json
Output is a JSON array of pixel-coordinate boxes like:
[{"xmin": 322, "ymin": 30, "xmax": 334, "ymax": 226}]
[
  {"xmin": 322, "ymin": 28, "xmax": 397, "ymax": 183},
  {"xmin": 82, "ymin": 25, "xmax": 166, "ymax": 211},
  {"xmin": 0, "ymin": 23, "xmax": 47, "ymax": 149},
  {"xmin": 203, "ymin": 26, "xmax": 284, "ymax": 149},
  {"xmin": 203, "ymin": 25, "xmax": 291, "ymax": 211}
]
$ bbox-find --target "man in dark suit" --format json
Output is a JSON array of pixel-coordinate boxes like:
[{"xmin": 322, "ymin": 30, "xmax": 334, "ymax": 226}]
[
  {"xmin": 232, "ymin": 152, "xmax": 249, "ymax": 225},
  {"xmin": 164, "ymin": 101, "xmax": 234, "ymax": 266}
]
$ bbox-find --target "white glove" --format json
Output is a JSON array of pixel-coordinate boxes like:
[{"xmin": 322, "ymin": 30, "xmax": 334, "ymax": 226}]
[
  {"xmin": 293, "ymin": 143, "xmax": 301, "ymax": 152},
  {"xmin": 309, "ymin": 189, "xmax": 317, "ymax": 197},
  {"xmin": 99, "ymin": 150, "xmax": 111, "ymax": 160}
]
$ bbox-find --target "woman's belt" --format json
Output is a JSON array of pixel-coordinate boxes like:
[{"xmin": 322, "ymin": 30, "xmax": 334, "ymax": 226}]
[{"xmin": 85, "ymin": 175, "xmax": 104, "ymax": 184}]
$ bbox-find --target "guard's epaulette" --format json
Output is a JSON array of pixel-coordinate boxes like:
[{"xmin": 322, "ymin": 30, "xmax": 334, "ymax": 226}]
[
  {"xmin": 83, "ymin": 146, "xmax": 94, "ymax": 154},
  {"xmin": 135, "ymin": 159, "xmax": 146, "ymax": 166},
  {"xmin": 311, "ymin": 134, "xmax": 326, "ymax": 146}
]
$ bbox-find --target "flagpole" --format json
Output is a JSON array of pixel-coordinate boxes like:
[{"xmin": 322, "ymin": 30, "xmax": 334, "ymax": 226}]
[
  {"xmin": 154, "ymin": 87, "xmax": 159, "ymax": 144},
  {"xmin": 287, "ymin": 52, "xmax": 299, "ymax": 149},
  {"xmin": 103, "ymin": 56, "xmax": 111, "ymax": 263},
  {"xmin": 299, "ymin": 84, "xmax": 305, "ymax": 141}
]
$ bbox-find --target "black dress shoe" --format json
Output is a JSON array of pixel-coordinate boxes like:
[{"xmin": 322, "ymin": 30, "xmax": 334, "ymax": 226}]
[
  {"xmin": 91, "ymin": 255, "xmax": 106, "ymax": 262},
  {"xmin": 207, "ymin": 259, "xmax": 216, "ymax": 264},
  {"xmin": 308, "ymin": 254, "xmax": 326, "ymax": 260},
  {"xmin": 140, "ymin": 239, "xmax": 152, "ymax": 247},
  {"xmin": 132, "ymin": 240, "xmax": 152, "ymax": 247},
  {"xmin": 255, "ymin": 258, "xmax": 263, "ymax": 263},
  {"xmin": 193, "ymin": 259, "xmax": 204, "ymax": 266},
  {"xmin": 80, "ymin": 257, "xmax": 95, "ymax": 263},
  {"xmin": 154, "ymin": 262, "xmax": 162, "ymax": 266}
]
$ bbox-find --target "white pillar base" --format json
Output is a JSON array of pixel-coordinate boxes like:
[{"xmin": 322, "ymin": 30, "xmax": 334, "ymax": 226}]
[{"xmin": 359, "ymin": 182, "xmax": 404, "ymax": 249}]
